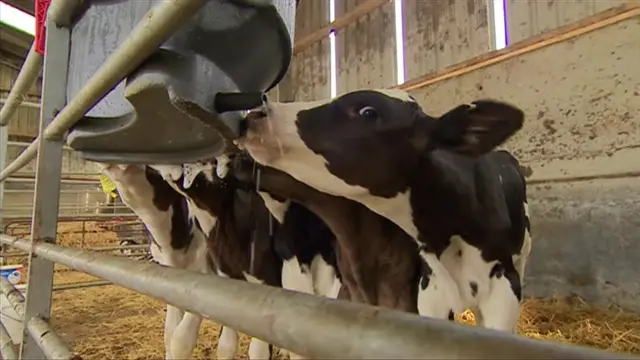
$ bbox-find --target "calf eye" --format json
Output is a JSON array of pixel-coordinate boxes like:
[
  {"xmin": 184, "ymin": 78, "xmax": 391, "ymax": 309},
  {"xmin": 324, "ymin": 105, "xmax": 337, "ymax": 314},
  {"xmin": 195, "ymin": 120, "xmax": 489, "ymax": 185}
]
[{"xmin": 358, "ymin": 106, "xmax": 378, "ymax": 120}]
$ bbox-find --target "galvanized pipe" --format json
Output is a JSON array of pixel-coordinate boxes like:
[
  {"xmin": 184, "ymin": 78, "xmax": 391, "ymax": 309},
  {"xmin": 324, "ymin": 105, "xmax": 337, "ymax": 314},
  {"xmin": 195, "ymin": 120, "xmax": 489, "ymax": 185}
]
[
  {"xmin": 0, "ymin": 321, "xmax": 18, "ymax": 360},
  {"xmin": 1, "ymin": 243, "xmax": 149, "ymax": 258},
  {"xmin": 0, "ymin": 0, "xmax": 207, "ymax": 182},
  {"xmin": 51, "ymin": 280, "xmax": 112, "ymax": 292},
  {"xmin": 26, "ymin": 317, "xmax": 79, "ymax": 360},
  {"xmin": 5, "ymin": 178, "xmax": 100, "ymax": 184},
  {"xmin": 0, "ymin": 45, "xmax": 43, "ymax": 127},
  {"xmin": 3, "ymin": 190, "xmax": 103, "ymax": 194},
  {"xmin": 47, "ymin": 0, "xmax": 82, "ymax": 27},
  {"xmin": 2, "ymin": 213, "xmax": 139, "ymax": 220},
  {"xmin": 0, "ymin": 235, "xmax": 630, "ymax": 360},
  {"xmin": 0, "ymin": 99, "xmax": 41, "ymax": 110},
  {"xmin": 0, "ymin": 277, "xmax": 25, "ymax": 318},
  {"xmin": 4, "ymin": 205, "xmax": 131, "ymax": 211}
]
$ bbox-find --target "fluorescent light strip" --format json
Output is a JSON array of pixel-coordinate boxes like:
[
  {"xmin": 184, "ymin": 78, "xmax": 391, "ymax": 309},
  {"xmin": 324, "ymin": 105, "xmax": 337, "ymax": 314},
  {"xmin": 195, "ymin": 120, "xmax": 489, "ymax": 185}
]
[
  {"xmin": 394, "ymin": 0, "xmax": 405, "ymax": 85},
  {"xmin": 492, "ymin": 0, "xmax": 507, "ymax": 49},
  {"xmin": 0, "ymin": 1, "xmax": 35, "ymax": 36},
  {"xmin": 329, "ymin": 0, "xmax": 337, "ymax": 98}
]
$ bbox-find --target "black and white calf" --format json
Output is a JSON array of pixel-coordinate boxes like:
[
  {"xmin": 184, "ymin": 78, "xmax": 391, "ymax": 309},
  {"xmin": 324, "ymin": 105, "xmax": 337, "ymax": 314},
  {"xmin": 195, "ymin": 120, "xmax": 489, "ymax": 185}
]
[
  {"xmin": 97, "ymin": 164, "xmax": 209, "ymax": 360},
  {"xmin": 150, "ymin": 161, "xmax": 342, "ymax": 360},
  {"xmin": 239, "ymin": 89, "xmax": 532, "ymax": 331}
]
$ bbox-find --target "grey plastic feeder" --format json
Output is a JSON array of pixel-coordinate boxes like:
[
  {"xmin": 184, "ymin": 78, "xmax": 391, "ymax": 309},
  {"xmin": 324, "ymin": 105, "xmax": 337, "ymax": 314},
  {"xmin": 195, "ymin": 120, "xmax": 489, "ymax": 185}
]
[{"xmin": 65, "ymin": 0, "xmax": 298, "ymax": 164}]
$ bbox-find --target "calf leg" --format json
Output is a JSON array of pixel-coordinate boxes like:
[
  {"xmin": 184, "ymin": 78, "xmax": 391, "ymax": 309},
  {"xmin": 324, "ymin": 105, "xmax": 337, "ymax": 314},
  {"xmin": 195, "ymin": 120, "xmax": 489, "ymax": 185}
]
[
  {"xmin": 164, "ymin": 305, "xmax": 184, "ymax": 359},
  {"xmin": 217, "ymin": 326, "xmax": 239, "ymax": 360},
  {"xmin": 170, "ymin": 312, "xmax": 203, "ymax": 359},
  {"xmin": 248, "ymin": 338, "xmax": 272, "ymax": 360},
  {"xmin": 416, "ymin": 251, "xmax": 464, "ymax": 319},
  {"xmin": 513, "ymin": 229, "xmax": 532, "ymax": 284},
  {"xmin": 477, "ymin": 260, "xmax": 521, "ymax": 333},
  {"xmin": 281, "ymin": 257, "xmax": 315, "ymax": 360}
]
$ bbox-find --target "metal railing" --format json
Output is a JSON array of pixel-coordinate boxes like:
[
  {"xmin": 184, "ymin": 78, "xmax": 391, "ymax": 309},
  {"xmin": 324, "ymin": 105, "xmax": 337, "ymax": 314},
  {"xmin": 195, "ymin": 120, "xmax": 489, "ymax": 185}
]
[{"xmin": 0, "ymin": 0, "xmax": 635, "ymax": 359}]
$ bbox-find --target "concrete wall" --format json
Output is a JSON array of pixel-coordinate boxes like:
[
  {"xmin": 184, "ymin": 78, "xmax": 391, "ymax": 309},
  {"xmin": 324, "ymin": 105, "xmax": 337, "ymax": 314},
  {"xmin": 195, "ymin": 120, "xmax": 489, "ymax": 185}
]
[
  {"xmin": 408, "ymin": 16, "xmax": 640, "ymax": 311},
  {"xmin": 505, "ymin": 0, "xmax": 623, "ymax": 44},
  {"xmin": 0, "ymin": 61, "xmax": 42, "ymax": 138},
  {"xmin": 6, "ymin": 142, "xmax": 100, "ymax": 176}
]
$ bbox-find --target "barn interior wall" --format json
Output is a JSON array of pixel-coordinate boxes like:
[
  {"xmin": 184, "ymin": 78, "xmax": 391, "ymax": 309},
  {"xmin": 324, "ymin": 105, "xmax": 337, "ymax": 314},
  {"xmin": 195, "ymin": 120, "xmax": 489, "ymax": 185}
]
[
  {"xmin": 402, "ymin": 0, "xmax": 491, "ymax": 81},
  {"xmin": 505, "ymin": 0, "xmax": 623, "ymax": 44},
  {"xmin": 6, "ymin": 143, "xmax": 100, "ymax": 176},
  {"xmin": 289, "ymin": 0, "xmax": 331, "ymax": 101},
  {"xmin": 0, "ymin": 62, "xmax": 41, "ymax": 138},
  {"xmin": 335, "ymin": 0, "xmax": 397, "ymax": 93},
  {"xmin": 408, "ymin": 16, "xmax": 640, "ymax": 311}
]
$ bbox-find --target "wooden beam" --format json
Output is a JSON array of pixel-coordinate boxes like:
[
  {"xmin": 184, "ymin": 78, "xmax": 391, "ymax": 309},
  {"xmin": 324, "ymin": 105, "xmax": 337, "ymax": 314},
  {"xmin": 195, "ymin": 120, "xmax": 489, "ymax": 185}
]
[
  {"xmin": 293, "ymin": 0, "xmax": 391, "ymax": 55},
  {"xmin": 397, "ymin": 2, "xmax": 640, "ymax": 91}
]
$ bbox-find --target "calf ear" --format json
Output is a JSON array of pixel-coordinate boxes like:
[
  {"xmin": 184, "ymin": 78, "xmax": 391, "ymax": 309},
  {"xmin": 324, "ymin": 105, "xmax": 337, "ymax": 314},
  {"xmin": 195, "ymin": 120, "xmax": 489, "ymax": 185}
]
[{"xmin": 430, "ymin": 100, "xmax": 524, "ymax": 156}]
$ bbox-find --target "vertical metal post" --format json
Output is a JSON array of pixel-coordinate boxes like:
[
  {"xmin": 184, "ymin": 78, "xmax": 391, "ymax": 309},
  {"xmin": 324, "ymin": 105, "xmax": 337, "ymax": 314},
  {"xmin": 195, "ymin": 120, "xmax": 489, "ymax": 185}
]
[
  {"xmin": 0, "ymin": 124, "xmax": 7, "ymax": 268},
  {"xmin": 20, "ymin": 17, "xmax": 70, "ymax": 360}
]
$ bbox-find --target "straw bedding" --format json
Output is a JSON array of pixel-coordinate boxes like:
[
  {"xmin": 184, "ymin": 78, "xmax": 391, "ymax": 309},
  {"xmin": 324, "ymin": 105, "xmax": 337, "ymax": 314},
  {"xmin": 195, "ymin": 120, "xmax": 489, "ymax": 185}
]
[{"xmin": 8, "ymin": 222, "xmax": 640, "ymax": 358}]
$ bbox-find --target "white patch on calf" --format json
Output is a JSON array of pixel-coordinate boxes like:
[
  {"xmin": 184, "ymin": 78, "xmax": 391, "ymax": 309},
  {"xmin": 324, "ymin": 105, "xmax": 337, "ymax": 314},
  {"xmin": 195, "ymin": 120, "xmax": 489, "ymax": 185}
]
[
  {"xmin": 310, "ymin": 255, "xmax": 341, "ymax": 299},
  {"xmin": 281, "ymin": 258, "xmax": 315, "ymax": 295},
  {"xmin": 182, "ymin": 162, "xmax": 216, "ymax": 189},
  {"xmin": 417, "ymin": 250, "xmax": 464, "ymax": 319},
  {"xmin": 513, "ymin": 202, "xmax": 532, "ymax": 282},
  {"xmin": 185, "ymin": 198, "xmax": 217, "ymax": 236},
  {"xmin": 150, "ymin": 165, "xmax": 184, "ymax": 183},
  {"xmin": 257, "ymin": 191, "xmax": 291, "ymax": 224},
  {"xmin": 215, "ymin": 154, "xmax": 231, "ymax": 179},
  {"xmin": 436, "ymin": 236, "xmax": 522, "ymax": 332}
]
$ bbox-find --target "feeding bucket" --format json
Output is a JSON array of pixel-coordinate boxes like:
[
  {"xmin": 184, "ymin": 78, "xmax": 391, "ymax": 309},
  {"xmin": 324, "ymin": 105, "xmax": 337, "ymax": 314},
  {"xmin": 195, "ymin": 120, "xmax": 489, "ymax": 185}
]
[{"xmin": 65, "ymin": 0, "xmax": 298, "ymax": 164}]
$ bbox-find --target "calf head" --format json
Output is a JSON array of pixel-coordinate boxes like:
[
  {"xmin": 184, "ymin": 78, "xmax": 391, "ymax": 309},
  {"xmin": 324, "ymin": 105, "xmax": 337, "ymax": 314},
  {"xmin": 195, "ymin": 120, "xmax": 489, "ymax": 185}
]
[{"xmin": 239, "ymin": 90, "xmax": 524, "ymax": 199}]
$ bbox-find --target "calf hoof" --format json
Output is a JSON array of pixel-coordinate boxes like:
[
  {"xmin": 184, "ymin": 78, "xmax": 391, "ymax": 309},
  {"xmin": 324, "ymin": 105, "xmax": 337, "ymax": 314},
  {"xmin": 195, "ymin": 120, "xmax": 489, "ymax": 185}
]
[
  {"xmin": 288, "ymin": 351, "xmax": 307, "ymax": 360},
  {"xmin": 248, "ymin": 338, "xmax": 272, "ymax": 360}
]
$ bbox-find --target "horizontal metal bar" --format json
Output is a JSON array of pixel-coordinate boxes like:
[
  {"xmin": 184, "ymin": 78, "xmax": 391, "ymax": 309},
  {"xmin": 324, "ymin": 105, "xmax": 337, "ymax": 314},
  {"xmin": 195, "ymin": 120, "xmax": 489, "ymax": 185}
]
[
  {"xmin": 0, "ymin": 277, "xmax": 25, "ymax": 318},
  {"xmin": 7, "ymin": 141, "xmax": 74, "ymax": 151},
  {"xmin": 26, "ymin": 317, "xmax": 79, "ymax": 360},
  {"xmin": 0, "ymin": 99, "xmax": 41, "ymax": 110},
  {"xmin": 3, "ymin": 206, "xmax": 131, "ymax": 212},
  {"xmin": 0, "ymin": 235, "xmax": 629, "ymax": 360},
  {"xmin": 0, "ymin": 321, "xmax": 18, "ymax": 360},
  {"xmin": 51, "ymin": 281, "xmax": 112, "ymax": 292},
  {"xmin": 1, "ymin": 244, "xmax": 149, "ymax": 258},
  {"xmin": 0, "ymin": 44, "xmax": 43, "ymax": 127},
  {"xmin": 5, "ymin": 177, "xmax": 100, "ymax": 184},
  {"xmin": 1, "ymin": 213, "xmax": 139, "ymax": 221},
  {"xmin": 3, "ymin": 190, "xmax": 103, "ymax": 194},
  {"xmin": 0, "ymin": 0, "xmax": 207, "ymax": 182}
]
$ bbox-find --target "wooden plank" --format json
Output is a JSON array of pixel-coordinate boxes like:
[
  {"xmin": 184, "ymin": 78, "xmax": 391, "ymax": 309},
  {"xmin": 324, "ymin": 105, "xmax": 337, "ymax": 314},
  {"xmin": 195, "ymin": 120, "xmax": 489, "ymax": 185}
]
[{"xmin": 397, "ymin": 2, "xmax": 640, "ymax": 91}]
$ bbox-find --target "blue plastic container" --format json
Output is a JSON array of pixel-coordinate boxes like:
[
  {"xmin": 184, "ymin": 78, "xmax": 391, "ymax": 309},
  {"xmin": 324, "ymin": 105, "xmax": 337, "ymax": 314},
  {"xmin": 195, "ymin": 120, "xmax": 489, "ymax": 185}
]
[{"xmin": 0, "ymin": 265, "xmax": 23, "ymax": 285}]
